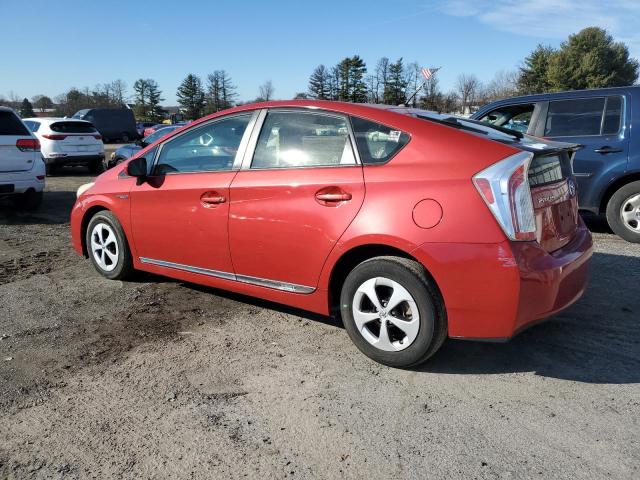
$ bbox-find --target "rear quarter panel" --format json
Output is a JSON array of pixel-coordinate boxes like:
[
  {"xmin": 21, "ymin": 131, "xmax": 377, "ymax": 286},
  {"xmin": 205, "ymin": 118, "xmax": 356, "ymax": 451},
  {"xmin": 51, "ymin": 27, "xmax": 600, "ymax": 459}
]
[{"xmin": 317, "ymin": 115, "xmax": 521, "ymax": 289}]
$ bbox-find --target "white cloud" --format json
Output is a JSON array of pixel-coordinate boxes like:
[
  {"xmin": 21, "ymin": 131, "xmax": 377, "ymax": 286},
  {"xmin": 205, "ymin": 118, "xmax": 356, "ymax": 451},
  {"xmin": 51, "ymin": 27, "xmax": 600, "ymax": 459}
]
[{"xmin": 435, "ymin": 0, "xmax": 640, "ymax": 56}]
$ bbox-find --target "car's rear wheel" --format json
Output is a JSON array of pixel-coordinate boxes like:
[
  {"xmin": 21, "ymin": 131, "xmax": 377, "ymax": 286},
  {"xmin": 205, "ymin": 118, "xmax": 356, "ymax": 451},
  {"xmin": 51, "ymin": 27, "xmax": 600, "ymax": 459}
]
[
  {"xmin": 340, "ymin": 256, "xmax": 447, "ymax": 368},
  {"xmin": 606, "ymin": 181, "xmax": 640, "ymax": 243},
  {"xmin": 86, "ymin": 211, "xmax": 133, "ymax": 280},
  {"xmin": 45, "ymin": 164, "xmax": 57, "ymax": 176},
  {"xmin": 121, "ymin": 133, "xmax": 130, "ymax": 143},
  {"xmin": 88, "ymin": 160, "xmax": 104, "ymax": 174}
]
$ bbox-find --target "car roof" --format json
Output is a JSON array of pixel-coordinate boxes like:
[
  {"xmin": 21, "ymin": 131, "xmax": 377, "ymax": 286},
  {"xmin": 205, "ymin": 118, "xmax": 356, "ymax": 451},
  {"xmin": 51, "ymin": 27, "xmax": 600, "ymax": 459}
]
[
  {"xmin": 479, "ymin": 85, "xmax": 640, "ymax": 107},
  {"xmin": 23, "ymin": 117, "xmax": 92, "ymax": 124}
]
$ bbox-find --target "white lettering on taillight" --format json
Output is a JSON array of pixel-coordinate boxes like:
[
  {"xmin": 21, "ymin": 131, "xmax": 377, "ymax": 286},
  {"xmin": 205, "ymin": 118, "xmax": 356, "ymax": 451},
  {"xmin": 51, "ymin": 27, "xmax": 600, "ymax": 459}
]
[{"xmin": 473, "ymin": 151, "xmax": 536, "ymax": 241}]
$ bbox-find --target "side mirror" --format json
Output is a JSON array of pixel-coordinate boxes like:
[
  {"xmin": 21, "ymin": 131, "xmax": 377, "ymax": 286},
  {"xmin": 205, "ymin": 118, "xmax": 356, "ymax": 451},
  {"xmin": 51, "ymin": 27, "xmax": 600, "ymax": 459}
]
[{"xmin": 126, "ymin": 156, "xmax": 147, "ymax": 178}]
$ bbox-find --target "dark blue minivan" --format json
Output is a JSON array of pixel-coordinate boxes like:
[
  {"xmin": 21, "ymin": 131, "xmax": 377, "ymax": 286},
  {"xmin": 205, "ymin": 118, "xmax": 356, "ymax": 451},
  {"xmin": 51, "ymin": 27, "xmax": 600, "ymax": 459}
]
[{"xmin": 472, "ymin": 86, "xmax": 640, "ymax": 243}]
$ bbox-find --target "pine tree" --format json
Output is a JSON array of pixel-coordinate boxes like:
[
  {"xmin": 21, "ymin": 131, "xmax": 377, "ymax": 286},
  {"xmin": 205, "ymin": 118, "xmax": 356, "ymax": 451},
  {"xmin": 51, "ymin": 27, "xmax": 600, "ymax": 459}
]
[
  {"xmin": 146, "ymin": 79, "xmax": 164, "ymax": 121},
  {"xmin": 383, "ymin": 58, "xmax": 407, "ymax": 105},
  {"xmin": 19, "ymin": 98, "xmax": 35, "ymax": 118},
  {"xmin": 133, "ymin": 79, "xmax": 150, "ymax": 120},
  {"xmin": 308, "ymin": 65, "xmax": 331, "ymax": 99},
  {"xmin": 176, "ymin": 74, "xmax": 205, "ymax": 120},
  {"xmin": 335, "ymin": 56, "xmax": 368, "ymax": 103},
  {"xmin": 517, "ymin": 44, "xmax": 555, "ymax": 95}
]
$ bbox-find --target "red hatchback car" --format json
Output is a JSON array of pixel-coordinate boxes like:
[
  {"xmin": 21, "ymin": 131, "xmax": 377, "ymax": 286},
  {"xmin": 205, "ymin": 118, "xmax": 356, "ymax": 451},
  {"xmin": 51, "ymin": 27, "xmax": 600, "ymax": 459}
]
[{"xmin": 71, "ymin": 101, "xmax": 592, "ymax": 367}]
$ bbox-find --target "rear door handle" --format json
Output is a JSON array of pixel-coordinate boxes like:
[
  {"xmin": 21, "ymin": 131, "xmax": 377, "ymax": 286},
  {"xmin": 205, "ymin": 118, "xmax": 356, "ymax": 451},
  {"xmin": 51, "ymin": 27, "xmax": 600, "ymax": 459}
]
[
  {"xmin": 315, "ymin": 187, "xmax": 352, "ymax": 205},
  {"xmin": 316, "ymin": 192, "xmax": 352, "ymax": 202},
  {"xmin": 200, "ymin": 191, "xmax": 226, "ymax": 206},
  {"xmin": 594, "ymin": 146, "xmax": 623, "ymax": 154}
]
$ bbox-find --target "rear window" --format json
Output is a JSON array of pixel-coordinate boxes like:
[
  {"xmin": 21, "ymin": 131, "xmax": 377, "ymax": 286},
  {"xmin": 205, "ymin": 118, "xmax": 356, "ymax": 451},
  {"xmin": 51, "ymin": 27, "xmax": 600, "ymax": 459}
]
[
  {"xmin": 528, "ymin": 154, "xmax": 565, "ymax": 187},
  {"xmin": 50, "ymin": 121, "xmax": 97, "ymax": 134},
  {"xmin": 350, "ymin": 116, "xmax": 410, "ymax": 165},
  {"xmin": 0, "ymin": 110, "xmax": 30, "ymax": 135}
]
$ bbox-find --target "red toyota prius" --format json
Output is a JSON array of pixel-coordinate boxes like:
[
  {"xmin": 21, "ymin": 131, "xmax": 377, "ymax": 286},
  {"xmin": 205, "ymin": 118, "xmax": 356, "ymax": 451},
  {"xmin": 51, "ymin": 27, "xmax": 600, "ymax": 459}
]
[{"xmin": 70, "ymin": 101, "xmax": 592, "ymax": 367}]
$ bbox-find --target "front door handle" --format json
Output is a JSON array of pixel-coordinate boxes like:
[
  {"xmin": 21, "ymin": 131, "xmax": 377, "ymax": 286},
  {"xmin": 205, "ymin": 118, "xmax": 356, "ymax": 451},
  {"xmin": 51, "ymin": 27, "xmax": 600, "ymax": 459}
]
[
  {"xmin": 200, "ymin": 191, "xmax": 226, "ymax": 207},
  {"xmin": 594, "ymin": 146, "xmax": 623, "ymax": 154},
  {"xmin": 315, "ymin": 186, "xmax": 352, "ymax": 206}
]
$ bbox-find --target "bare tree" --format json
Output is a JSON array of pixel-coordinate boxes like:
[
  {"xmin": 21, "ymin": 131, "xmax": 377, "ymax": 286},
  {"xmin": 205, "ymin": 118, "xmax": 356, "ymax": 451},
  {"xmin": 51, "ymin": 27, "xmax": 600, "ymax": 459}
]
[
  {"xmin": 258, "ymin": 80, "xmax": 274, "ymax": 101},
  {"xmin": 456, "ymin": 74, "xmax": 481, "ymax": 114},
  {"xmin": 110, "ymin": 79, "xmax": 128, "ymax": 106},
  {"xmin": 481, "ymin": 70, "xmax": 519, "ymax": 104}
]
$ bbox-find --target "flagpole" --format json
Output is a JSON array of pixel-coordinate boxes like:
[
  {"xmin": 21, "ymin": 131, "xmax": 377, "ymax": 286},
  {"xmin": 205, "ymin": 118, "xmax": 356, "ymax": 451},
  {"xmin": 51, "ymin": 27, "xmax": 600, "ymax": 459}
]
[{"xmin": 403, "ymin": 66, "xmax": 442, "ymax": 107}]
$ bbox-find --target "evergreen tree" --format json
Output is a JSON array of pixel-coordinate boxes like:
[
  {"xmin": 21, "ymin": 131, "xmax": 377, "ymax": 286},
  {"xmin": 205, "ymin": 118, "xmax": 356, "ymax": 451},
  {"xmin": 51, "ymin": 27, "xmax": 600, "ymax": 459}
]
[
  {"xmin": 335, "ymin": 56, "xmax": 368, "ymax": 103},
  {"xmin": 176, "ymin": 74, "xmax": 205, "ymax": 120},
  {"xmin": 548, "ymin": 27, "xmax": 639, "ymax": 91},
  {"xmin": 383, "ymin": 58, "xmax": 407, "ymax": 105},
  {"xmin": 146, "ymin": 79, "xmax": 164, "ymax": 121},
  {"xmin": 517, "ymin": 44, "xmax": 555, "ymax": 95},
  {"xmin": 133, "ymin": 79, "xmax": 150, "ymax": 120},
  {"xmin": 308, "ymin": 65, "xmax": 331, "ymax": 99},
  {"xmin": 19, "ymin": 98, "xmax": 35, "ymax": 118}
]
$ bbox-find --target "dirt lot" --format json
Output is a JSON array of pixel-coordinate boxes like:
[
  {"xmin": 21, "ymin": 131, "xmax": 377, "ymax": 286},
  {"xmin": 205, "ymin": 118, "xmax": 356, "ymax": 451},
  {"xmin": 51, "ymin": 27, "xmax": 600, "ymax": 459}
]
[{"xmin": 1, "ymin": 152, "xmax": 639, "ymax": 479}]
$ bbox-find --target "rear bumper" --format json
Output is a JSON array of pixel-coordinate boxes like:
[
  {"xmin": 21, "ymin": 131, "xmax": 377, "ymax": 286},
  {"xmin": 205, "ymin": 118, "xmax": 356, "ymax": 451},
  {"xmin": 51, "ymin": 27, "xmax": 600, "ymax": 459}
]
[
  {"xmin": 0, "ymin": 161, "xmax": 46, "ymax": 195},
  {"xmin": 45, "ymin": 154, "xmax": 104, "ymax": 166},
  {"xmin": 411, "ymin": 219, "xmax": 593, "ymax": 340}
]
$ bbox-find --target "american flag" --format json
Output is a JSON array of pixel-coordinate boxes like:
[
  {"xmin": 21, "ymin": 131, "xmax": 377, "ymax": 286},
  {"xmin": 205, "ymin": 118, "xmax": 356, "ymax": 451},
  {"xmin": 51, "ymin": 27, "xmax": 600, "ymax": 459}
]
[{"xmin": 421, "ymin": 67, "xmax": 440, "ymax": 80}]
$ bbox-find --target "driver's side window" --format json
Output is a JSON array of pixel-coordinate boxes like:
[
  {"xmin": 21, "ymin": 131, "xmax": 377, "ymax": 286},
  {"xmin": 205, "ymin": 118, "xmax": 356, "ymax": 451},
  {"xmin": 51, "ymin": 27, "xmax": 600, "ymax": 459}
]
[{"xmin": 154, "ymin": 114, "xmax": 251, "ymax": 174}]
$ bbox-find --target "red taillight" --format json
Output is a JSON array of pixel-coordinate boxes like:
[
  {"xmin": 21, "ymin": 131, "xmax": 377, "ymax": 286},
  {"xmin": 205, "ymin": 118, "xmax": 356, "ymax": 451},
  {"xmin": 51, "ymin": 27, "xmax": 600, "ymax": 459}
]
[
  {"xmin": 94, "ymin": 134, "xmax": 102, "ymax": 140},
  {"xmin": 16, "ymin": 138, "xmax": 40, "ymax": 151},
  {"xmin": 473, "ymin": 152, "xmax": 536, "ymax": 242},
  {"xmin": 36, "ymin": 175, "xmax": 45, "ymax": 181},
  {"xmin": 42, "ymin": 134, "xmax": 67, "ymax": 140}
]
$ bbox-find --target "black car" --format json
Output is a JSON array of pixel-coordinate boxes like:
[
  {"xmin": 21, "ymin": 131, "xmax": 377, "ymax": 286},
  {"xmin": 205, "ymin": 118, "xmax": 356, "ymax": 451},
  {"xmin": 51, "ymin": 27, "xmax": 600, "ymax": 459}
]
[{"xmin": 72, "ymin": 108, "xmax": 138, "ymax": 143}]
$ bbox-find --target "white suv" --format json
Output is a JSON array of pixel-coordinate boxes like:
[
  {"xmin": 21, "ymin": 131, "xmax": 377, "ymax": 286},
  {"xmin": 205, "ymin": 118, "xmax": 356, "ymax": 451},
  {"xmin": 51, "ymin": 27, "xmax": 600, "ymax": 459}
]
[
  {"xmin": 0, "ymin": 107, "xmax": 45, "ymax": 209},
  {"xmin": 23, "ymin": 117, "xmax": 105, "ymax": 174}
]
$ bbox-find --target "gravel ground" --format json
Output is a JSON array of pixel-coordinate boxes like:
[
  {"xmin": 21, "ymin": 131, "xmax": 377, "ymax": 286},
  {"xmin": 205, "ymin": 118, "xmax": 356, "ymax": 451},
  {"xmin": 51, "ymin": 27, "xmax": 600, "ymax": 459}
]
[{"xmin": 1, "ymin": 155, "xmax": 639, "ymax": 479}]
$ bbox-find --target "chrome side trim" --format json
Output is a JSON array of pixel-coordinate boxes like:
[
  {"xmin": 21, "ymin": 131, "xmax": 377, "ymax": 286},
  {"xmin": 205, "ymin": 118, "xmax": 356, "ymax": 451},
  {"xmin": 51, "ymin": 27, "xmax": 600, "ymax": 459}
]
[
  {"xmin": 138, "ymin": 257, "xmax": 315, "ymax": 294},
  {"xmin": 139, "ymin": 257, "xmax": 236, "ymax": 281},
  {"xmin": 235, "ymin": 274, "xmax": 315, "ymax": 294}
]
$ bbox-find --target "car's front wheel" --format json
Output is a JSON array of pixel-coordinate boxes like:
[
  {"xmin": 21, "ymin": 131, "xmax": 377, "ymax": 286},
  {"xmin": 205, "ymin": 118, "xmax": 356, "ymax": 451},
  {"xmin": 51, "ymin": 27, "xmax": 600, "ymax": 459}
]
[
  {"xmin": 606, "ymin": 180, "xmax": 640, "ymax": 243},
  {"xmin": 340, "ymin": 256, "xmax": 447, "ymax": 368},
  {"xmin": 86, "ymin": 211, "xmax": 133, "ymax": 280}
]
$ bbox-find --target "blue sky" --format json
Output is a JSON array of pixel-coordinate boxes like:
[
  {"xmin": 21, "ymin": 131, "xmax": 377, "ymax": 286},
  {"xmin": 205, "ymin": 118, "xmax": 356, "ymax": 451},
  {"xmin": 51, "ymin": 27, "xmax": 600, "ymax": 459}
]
[{"xmin": 0, "ymin": 0, "xmax": 638, "ymax": 104}]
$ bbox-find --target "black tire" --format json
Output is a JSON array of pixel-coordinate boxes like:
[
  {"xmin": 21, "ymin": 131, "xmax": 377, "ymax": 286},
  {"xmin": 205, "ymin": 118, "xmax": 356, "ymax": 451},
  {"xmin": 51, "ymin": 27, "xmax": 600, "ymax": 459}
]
[
  {"xmin": 85, "ymin": 211, "xmax": 134, "ymax": 280},
  {"xmin": 12, "ymin": 190, "xmax": 42, "ymax": 210},
  {"xmin": 88, "ymin": 160, "xmax": 104, "ymax": 174},
  {"xmin": 121, "ymin": 133, "xmax": 130, "ymax": 143},
  {"xmin": 606, "ymin": 180, "xmax": 640, "ymax": 243},
  {"xmin": 45, "ymin": 163, "xmax": 57, "ymax": 176},
  {"xmin": 339, "ymin": 256, "xmax": 447, "ymax": 368}
]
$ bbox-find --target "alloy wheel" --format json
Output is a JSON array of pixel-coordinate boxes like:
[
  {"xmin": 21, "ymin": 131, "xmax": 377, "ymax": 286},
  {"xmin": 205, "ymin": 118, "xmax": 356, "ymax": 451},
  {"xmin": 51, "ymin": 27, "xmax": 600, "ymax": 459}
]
[
  {"xmin": 90, "ymin": 222, "xmax": 119, "ymax": 272},
  {"xmin": 351, "ymin": 277, "xmax": 420, "ymax": 352},
  {"xmin": 620, "ymin": 193, "xmax": 640, "ymax": 232}
]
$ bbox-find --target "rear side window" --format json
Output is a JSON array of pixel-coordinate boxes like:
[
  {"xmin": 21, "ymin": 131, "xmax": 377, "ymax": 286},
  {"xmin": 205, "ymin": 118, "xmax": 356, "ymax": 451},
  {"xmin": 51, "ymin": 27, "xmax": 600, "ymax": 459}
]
[
  {"xmin": 544, "ymin": 97, "xmax": 622, "ymax": 137},
  {"xmin": 50, "ymin": 121, "xmax": 97, "ymax": 134},
  {"xmin": 350, "ymin": 116, "xmax": 409, "ymax": 165},
  {"xmin": 0, "ymin": 111, "xmax": 29, "ymax": 135},
  {"xmin": 251, "ymin": 111, "xmax": 355, "ymax": 169},
  {"xmin": 602, "ymin": 96, "xmax": 622, "ymax": 135}
]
